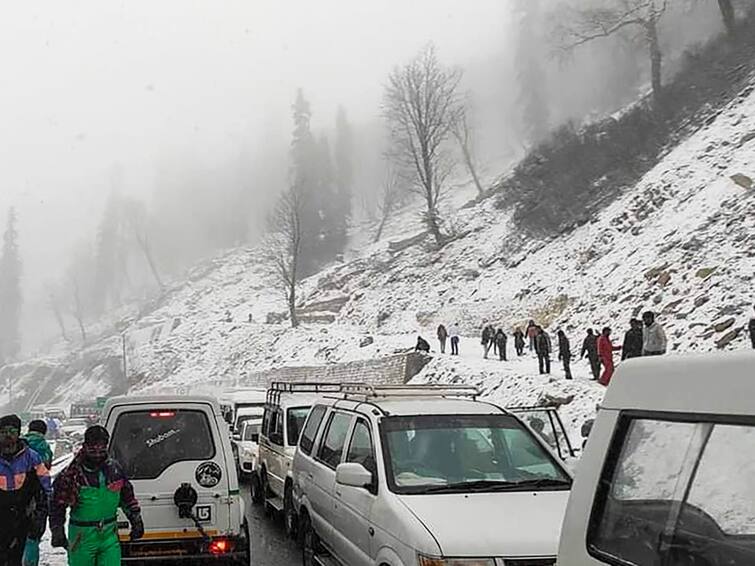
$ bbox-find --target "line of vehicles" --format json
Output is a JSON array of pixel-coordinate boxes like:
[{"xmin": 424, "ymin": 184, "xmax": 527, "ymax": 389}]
[{"xmin": 47, "ymin": 350, "xmax": 755, "ymax": 565}]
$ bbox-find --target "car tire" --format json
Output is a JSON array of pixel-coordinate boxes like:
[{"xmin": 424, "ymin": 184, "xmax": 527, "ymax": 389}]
[
  {"xmin": 300, "ymin": 512, "xmax": 320, "ymax": 566},
  {"xmin": 284, "ymin": 484, "xmax": 298, "ymax": 540},
  {"xmin": 250, "ymin": 472, "xmax": 263, "ymax": 505}
]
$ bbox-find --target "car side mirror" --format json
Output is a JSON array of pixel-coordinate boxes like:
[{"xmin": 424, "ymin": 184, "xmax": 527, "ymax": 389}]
[
  {"xmin": 251, "ymin": 434, "xmax": 259, "ymax": 443},
  {"xmin": 336, "ymin": 463, "xmax": 373, "ymax": 490}
]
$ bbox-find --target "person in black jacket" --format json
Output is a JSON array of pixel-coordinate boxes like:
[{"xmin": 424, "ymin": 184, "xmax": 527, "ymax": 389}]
[
  {"xmin": 415, "ymin": 335, "xmax": 430, "ymax": 353},
  {"xmin": 581, "ymin": 329, "xmax": 600, "ymax": 380},
  {"xmin": 513, "ymin": 328, "xmax": 525, "ymax": 356},
  {"xmin": 621, "ymin": 319, "xmax": 644, "ymax": 360},
  {"xmin": 494, "ymin": 329, "xmax": 507, "ymax": 361},
  {"xmin": 557, "ymin": 330, "xmax": 573, "ymax": 379},
  {"xmin": 534, "ymin": 327, "xmax": 551, "ymax": 375}
]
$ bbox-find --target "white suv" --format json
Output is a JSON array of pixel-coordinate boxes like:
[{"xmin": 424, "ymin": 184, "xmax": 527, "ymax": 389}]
[
  {"xmin": 292, "ymin": 384, "xmax": 572, "ymax": 566},
  {"xmin": 558, "ymin": 351, "xmax": 755, "ymax": 566},
  {"xmin": 254, "ymin": 382, "xmax": 341, "ymax": 538},
  {"xmin": 101, "ymin": 395, "xmax": 250, "ymax": 564}
]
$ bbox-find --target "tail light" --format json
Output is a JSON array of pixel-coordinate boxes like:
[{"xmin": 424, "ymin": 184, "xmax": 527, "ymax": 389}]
[
  {"xmin": 149, "ymin": 411, "xmax": 176, "ymax": 418},
  {"xmin": 208, "ymin": 538, "xmax": 234, "ymax": 555}
]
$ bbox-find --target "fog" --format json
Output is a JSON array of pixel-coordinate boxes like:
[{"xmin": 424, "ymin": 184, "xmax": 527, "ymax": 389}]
[{"xmin": 0, "ymin": 0, "xmax": 726, "ymax": 355}]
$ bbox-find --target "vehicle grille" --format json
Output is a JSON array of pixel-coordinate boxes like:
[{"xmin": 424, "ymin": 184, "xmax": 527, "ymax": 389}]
[{"xmin": 502, "ymin": 559, "xmax": 557, "ymax": 566}]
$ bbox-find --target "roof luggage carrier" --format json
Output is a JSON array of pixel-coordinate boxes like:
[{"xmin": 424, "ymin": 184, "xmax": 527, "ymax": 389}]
[
  {"xmin": 332, "ymin": 383, "xmax": 480, "ymax": 401},
  {"xmin": 266, "ymin": 382, "xmax": 344, "ymax": 407}
]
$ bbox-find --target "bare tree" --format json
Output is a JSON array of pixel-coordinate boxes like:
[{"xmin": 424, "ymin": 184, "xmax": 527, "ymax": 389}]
[
  {"xmin": 265, "ymin": 188, "xmax": 303, "ymax": 328},
  {"xmin": 123, "ymin": 199, "xmax": 164, "ymax": 290},
  {"xmin": 374, "ymin": 167, "xmax": 402, "ymax": 243},
  {"xmin": 556, "ymin": 0, "xmax": 669, "ymax": 105},
  {"xmin": 69, "ymin": 274, "xmax": 87, "ymax": 342},
  {"xmin": 451, "ymin": 105, "xmax": 485, "ymax": 196},
  {"xmin": 383, "ymin": 44, "xmax": 462, "ymax": 245},
  {"xmin": 45, "ymin": 286, "xmax": 68, "ymax": 341}
]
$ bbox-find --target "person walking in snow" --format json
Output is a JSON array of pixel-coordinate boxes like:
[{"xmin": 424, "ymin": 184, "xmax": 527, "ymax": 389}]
[
  {"xmin": 642, "ymin": 311, "xmax": 667, "ymax": 356},
  {"xmin": 557, "ymin": 330, "xmax": 573, "ymax": 379},
  {"xmin": 534, "ymin": 327, "xmax": 551, "ymax": 375},
  {"xmin": 749, "ymin": 305, "xmax": 755, "ymax": 350},
  {"xmin": 437, "ymin": 324, "xmax": 448, "ymax": 354},
  {"xmin": 581, "ymin": 329, "xmax": 600, "ymax": 380},
  {"xmin": 449, "ymin": 324, "xmax": 460, "ymax": 356},
  {"xmin": 481, "ymin": 324, "xmax": 494, "ymax": 359},
  {"xmin": 51, "ymin": 426, "xmax": 143, "ymax": 566},
  {"xmin": 415, "ymin": 335, "xmax": 430, "ymax": 353},
  {"xmin": 494, "ymin": 329, "xmax": 508, "ymax": 361},
  {"xmin": 597, "ymin": 327, "xmax": 622, "ymax": 386},
  {"xmin": 525, "ymin": 320, "xmax": 538, "ymax": 352},
  {"xmin": 513, "ymin": 328, "xmax": 525, "ymax": 356},
  {"xmin": 0, "ymin": 414, "xmax": 51, "ymax": 566},
  {"xmin": 621, "ymin": 319, "xmax": 644, "ymax": 360},
  {"xmin": 24, "ymin": 421, "xmax": 53, "ymax": 470}
]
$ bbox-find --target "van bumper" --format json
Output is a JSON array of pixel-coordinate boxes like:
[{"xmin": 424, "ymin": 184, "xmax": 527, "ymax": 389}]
[{"xmin": 120, "ymin": 535, "xmax": 249, "ymax": 565}]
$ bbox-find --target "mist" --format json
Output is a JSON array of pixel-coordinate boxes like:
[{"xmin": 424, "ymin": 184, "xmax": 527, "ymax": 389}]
[{"xmin": 0, "ymin": 0, "xmax": 728, "ymax": 355}]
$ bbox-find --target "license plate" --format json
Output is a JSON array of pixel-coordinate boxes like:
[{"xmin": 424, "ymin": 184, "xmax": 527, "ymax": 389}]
[{"xmin": 195, "ymin": 505, "xmax": 212, "ymax": 522}]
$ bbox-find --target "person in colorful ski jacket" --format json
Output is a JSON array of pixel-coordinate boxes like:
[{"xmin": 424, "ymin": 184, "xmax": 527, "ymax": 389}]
[
  {"xmin": 0, "ymin": 414, "xmax": 51, "ymax": 566},
  {"xmin": 50, "ymin": 425, "xmax": 143, "ymax": 566},
  {"xmin": 23, "ymin": 421, "xmax": 53, "ymax": 470}
]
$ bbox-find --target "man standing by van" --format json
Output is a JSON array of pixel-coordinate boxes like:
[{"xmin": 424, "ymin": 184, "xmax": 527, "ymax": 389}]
[
  {"xmin": 50, "ymin": 425, "xmax": 143, "ymax": 566},
  {"xmin": 0, "ymin": 414, "xmax": 51, "ymax": 566},
  {"xmin": 642, "ymin": 311, "xmax": 667, "ymax": 356}
]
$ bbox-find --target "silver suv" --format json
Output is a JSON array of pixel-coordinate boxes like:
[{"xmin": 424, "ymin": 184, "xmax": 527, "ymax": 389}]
[{"xmin": 292, "ymin": 384, "xmax": 573, "ymax": 566}]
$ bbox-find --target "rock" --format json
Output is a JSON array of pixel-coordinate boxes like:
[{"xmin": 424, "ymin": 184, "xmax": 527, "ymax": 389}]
[
  {"xmin": 663, "ymin": 299, "xmax": 684, "ymax": 314},
  {"xmin": 653, "ymin": 294, "xmax": 663, "ymax": 305},
  {"xmin": 657, "ymin": 271, "xmax": 671, "ymax": 286},
  {"xmin": 694, "ymin": 296, "xmax": 709, "ymax": 308},
  {"xmin": 695, "ymin": 267, "xmax": 717, "ymax": 279},
  {"xmin": 359, "ymin": 336, "xmax": 374, "ymax": 348},
  {"xmin": 644, "ymin": 263, "xmax": 670, "ymax": 280},
  {"xmin": 538, "ymin": 391, "xmax": 575, "ymax": 407},
  {"xmin": 377, "ymin": 311, "xmax": 391, "ymax": 326},
  {"xmin": 461, "ymin": 268, "xmax": 481, "ymax": 280},
  {"xmin": 730, "ymin": 173, "xmax": 753, "ymax": 189},
  {"xmin": 266, "ymin": 312, "xmax": 287, "ymax": 324},
  {"xmin": 713, "ymin": 318, "xmax": 735, "ymax": 333},
  {"xmin": 388, "ymin": 231, "xmax": 429, "ymax": 253},
  {"xmin": 716, "ymin": 328, "xmax": 741, "ymax": 349}
]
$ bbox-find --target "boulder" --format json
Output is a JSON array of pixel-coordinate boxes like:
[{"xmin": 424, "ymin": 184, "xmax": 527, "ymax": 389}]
[
  {"xmin": 663, "ymin": 299, "xmax": 684, "ymax": 314},
  {"xmin": 657, "ymin": 271, "xmax": 671, "ymax": 286},
  {"xmin": 695, "ymin": 267, "xmax": 717, "ymax": 279},
  {"xmin": 694, "ymin": 296, "xmax": 709, "ymax": 308},
  {"xmin": 716, "ymin": 328, "xmax": 741, "ymax": 349},
  {"xmin": 713, "ymin": 318, "xmax": 735, "ymax": 333},
  {"xmin": 538, "ymin": 391, "xmax": 575, "ymax": 408},
  {"xmin": 359, "ymin": 336, "xmax": 374, "ymax": 348},
  {"xmin": 730, "ymin": 173, "xmax": 753, "ymax": 190}
]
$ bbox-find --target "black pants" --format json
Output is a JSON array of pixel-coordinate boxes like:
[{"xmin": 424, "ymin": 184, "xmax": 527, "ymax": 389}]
[
  {"xmin": 0, "ymin": 521, "xmax": 29, "ymax": 566},
  {"xmin": 498, "ymin": 345, "xmax": 507, "ymax": 361},
  {"xmin": 562, "ymin": 356, "xmax": 572, "ymax": 379},
  {"xmin": 451, "ymin": 336, "xmax": 459, "ymax": 355},
  {"xmin": 515, "ymin": 343, "xmax": 524, "ymax": 356},
  {"xmin": 439, "ymin": 338, "xmax": 446, "ymax": 353},
  {"xmin": 587, "ymin": 355, "xmax": 600, "ymax": 379},
  {"xmin": 538, "ymin": 354, "xmax": 551, "ymax": 374}
]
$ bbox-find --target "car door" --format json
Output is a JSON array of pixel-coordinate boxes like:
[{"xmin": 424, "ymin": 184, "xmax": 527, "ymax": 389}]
[
  {"xmin": 266, "ymin": 407, "xmax": 287, "ymax": 497},
  {"xmin": 332, "ymin": 417, "xmax": 378, "ymax": 566},
  {"xmin": 106, "ymin": 402, "xmax": 230, "ymax": 540},
  {"xmin": 508, "ymin": 406, "xmax": 577, "ymax": 461},
  {"xmin": 310, "ymin": 410, "xmax": 354, "ymax": 553}
]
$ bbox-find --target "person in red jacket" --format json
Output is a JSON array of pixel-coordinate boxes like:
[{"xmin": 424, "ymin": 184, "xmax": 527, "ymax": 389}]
[{"xmin": 597, "ymin": 327, "xmax": 622, "ymax": 386}]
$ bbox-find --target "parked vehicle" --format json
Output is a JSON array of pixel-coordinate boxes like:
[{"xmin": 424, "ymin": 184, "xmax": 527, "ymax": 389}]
[
  {"xmin": 101, "ymin": 395, "xmax": 250, "ymax": 564},
  {"xmin": 69, "ymin": 401, "xmax": 101, "ymax": 420},
  {"xmin": 234, "ymin": 419, "xmax": 262, "ymax": 479},
  {"xmin": 60, "ymin": 417, "xmax": 90, "ymax": 439},
  {"xmin": 219, "ymin": 387, "xmax": 267, "ymax": 433},
  {"xmin": 254, "ymin": 382, "xmax": 342, "ymax": 538},
  {"xmin": 558, "ymin": 351, "xmax": 755, "ymax": 566},
  {"xmin": 293, "ymin": 384, "xmax": 572, "ymax": 566},
  {"xmin": 44, "ymin": 407, "xmax": 67, "ymax": 420}
]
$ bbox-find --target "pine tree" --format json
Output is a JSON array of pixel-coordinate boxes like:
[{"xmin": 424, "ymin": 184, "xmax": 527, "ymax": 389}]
[
  {"xmin": 93, "ymin": 191, "xmax": 123, "ymax": 315},
  {"xmin": 334, "ymin": 106, "xmax": 354, "ymax": 247},
  {"xmin": 0, "ymin": 208, "xmax": 22, "ymax": 364}
]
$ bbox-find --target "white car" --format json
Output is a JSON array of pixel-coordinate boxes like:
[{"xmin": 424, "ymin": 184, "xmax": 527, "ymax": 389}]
[
  {"xmin": 558, "ymin": 351, "xmax": 755, "ymax": 566},
  {"xmin": 101, "ymin": 395, "xmax": 250, "ymax": 564},
  {"xmin": 293, "ymin": 384, "xmax": 572, "ymax": 566},
  {"xmin": 219, "ymin": 387, "xmax": 267, "ymax": 433},
  {"xmin": 254, "ymin": 382, "xmax": 341, "ymax": 538},
  {"xmin": 60, "ymin": 417, "xmax": 90, "ymax": 439},
  {"xmin": 234, "ymin": 418, "xmax": 262, "ymax": 478}
]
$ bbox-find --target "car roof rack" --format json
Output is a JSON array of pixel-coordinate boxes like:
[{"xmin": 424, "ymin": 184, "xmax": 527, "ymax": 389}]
[
  {"xmin": 333, "ymin": 383, "xmax": 480, "ymax": 401},
  {"xmin": 266, "ymin": 382, "xmax": 345, "ymax": 407}
]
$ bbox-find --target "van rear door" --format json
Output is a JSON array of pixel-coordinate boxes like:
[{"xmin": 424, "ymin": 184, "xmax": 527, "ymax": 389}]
[{"xmin": 106, "ymin": 402, "xmax": 231, "ymax": 540}]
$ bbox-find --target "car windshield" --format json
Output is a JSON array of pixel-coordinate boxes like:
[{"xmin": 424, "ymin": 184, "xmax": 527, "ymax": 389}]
[
  {"xmin": 287, "ymin": 406, "xmax": 311, "ymax": 445},
  {"xmin": 111, "ymin": 409, "xmax": 215, "ymax": 480},
  {"xmin": 242, "ymin": 420, "xmax": 261, "ymax": 441},
  {"xmin": 382, "ymin": 414, "xmax": 571, "ymax": 494}
]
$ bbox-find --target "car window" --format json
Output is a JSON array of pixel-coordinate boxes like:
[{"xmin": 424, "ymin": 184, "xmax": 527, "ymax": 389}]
[
  {"xmin": 110, "ymin": 409, "xmax": 215, "ymax": 480},
  {"xmin": 269, "ymin": 408, "xmax": 284, "ymax": 446},
  {"xmin": 287, "ymin": 406, "xmax": 311, "ymax": 446},
  {"xmin": 317, "ymin": 412, "xmax": 352, "ymax": 470},
  {"xmin": 589, "ymin": 415, "xmax": 755, "ymax": 566},
  {"xmin": 242, "ymin": 421, "xmax": 261, "ymax": 441},
  {"xmin": 299, "ymin": 405, "xmax": 327, "ymax": 456},
  {"xmin": 346, "ymin": 418, "xmax": 376, "ymax": 476}
]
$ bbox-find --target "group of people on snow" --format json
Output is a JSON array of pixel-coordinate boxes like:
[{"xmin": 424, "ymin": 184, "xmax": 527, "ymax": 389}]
[
  {"xmin": 0, "ymin": 415, "xmax": 142, "ymax": 566},
  {"xmin": 415, "ymin": 310, "xmax": 670, "ymax": 386}
]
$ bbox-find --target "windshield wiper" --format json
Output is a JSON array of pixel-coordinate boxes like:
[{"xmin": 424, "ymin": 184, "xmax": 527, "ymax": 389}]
[{"xmin": 413, "ymin": 478, "xmax": 571, "ymax": 494}]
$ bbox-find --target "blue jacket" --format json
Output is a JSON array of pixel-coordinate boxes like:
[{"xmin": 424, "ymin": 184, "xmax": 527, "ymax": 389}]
[{"xmin": 0, "ymin": 442, "xmax": 51, "ymax": 537}]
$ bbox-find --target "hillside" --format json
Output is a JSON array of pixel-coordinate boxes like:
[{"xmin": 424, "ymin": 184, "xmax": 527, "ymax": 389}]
[{"xmin": 2, "ymin": 38, "xmax": 754, "ymax": 438}]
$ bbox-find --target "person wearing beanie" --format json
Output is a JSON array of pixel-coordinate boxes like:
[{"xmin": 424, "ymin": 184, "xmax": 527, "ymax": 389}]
[
  {"xmin": 50, "ymin": 425, "xmax": 143, "ymax": 566},
  {"xmin": 0, "ymin": 414, "xmax": 51, "ymax": 566},
  {"xmin": 24, "ymin": 421, "xmax": 53, "ymax": 469}
]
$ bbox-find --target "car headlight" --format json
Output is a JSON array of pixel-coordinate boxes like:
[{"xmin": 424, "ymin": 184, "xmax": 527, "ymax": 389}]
[{"xmin": 418, "ymin": 555, "xmax": 495, "ymax": 566}]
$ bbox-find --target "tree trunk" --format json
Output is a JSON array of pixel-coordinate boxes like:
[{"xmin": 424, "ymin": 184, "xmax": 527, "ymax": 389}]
[
  {"xmin": 461, "ymin": 145, "xmax": 485, "ymax": 195},
  {"xmin": 718, "ymin": 0, "xmax": 736, "ymax": 35},
  {"xmin": 75, "ymin": 316, "xmax": 87, "ymax": 342},
  {"xmin": 288, "ymin": 284, "xmax": 299, "ymax": 328},
  {"xmin": 137, "ymin": 235, "xmax": 164, "ymax": 289},
  {"xmin": 425, "ymin": 208, "xmax": 444, "ymax": 245},
  {"xmin": 51, "ymin": 302, "xmax": 68, "ymax": 341},
  {"xmin": 646, "ymin": 18, "xmax": 663, "ymax": 107}
]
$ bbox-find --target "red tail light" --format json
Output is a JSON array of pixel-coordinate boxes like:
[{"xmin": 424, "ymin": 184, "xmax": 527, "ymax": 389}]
[
  {"xmin": 149, "ymin": 411, "xmax": 176, "ymax": 418},
  {"xmin": 208, "ymin": 538, "xmax": 233, "ymax": 555}
]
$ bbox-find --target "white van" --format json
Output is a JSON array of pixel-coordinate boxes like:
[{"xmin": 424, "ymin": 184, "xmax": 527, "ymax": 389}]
[
  {"xmin": 558, "ymin": 351, "xmax": 755, "ymax": 566},
  {"xmin": 293, "ymin": 384, "xmax": 572, "ymax": 566},
  {"xmin": 101, "ymin": 395, "xmax": 250, "ymax": 564}
]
